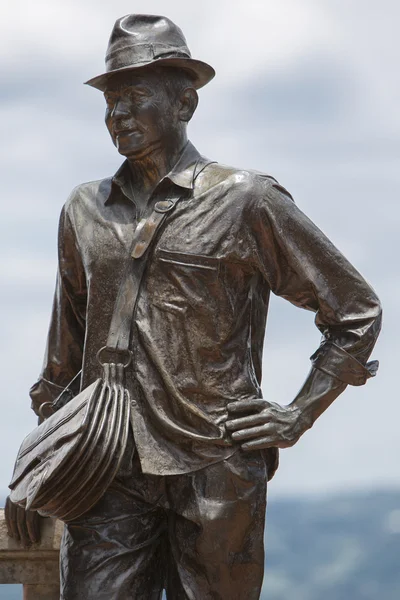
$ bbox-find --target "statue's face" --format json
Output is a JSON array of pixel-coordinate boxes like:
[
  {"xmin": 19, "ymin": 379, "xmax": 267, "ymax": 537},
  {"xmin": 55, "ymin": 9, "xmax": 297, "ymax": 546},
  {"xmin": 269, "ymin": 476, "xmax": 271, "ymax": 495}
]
[{"xmin": 104, "ymin": 69, "xmax": 177, "ymax": 159}]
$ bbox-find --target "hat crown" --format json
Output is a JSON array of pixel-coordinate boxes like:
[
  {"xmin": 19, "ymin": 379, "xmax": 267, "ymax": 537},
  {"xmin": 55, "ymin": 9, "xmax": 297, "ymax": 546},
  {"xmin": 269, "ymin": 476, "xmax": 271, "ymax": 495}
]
[{"xmin": 105, "ymin": 14, "xmax": 191, "ymax": 69}]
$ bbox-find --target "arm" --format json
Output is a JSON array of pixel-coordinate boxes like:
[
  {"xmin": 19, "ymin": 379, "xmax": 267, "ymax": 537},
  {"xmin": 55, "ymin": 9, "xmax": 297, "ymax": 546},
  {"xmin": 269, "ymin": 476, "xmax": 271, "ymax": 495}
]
[
  {"xmin": 30, "ymin": 204, "xmax": 87, "ymax": 418},
  {"xmin": 226, "ymin": 179, "xmax": 382, "ymax": 450}
]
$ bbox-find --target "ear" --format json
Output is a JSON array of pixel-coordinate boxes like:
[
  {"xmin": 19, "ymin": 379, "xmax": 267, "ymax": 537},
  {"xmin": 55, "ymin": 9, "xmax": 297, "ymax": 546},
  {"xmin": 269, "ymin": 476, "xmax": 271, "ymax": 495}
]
[{"xmin": 178, "ymin": 88, "xmax": 199, "ymax": 123}]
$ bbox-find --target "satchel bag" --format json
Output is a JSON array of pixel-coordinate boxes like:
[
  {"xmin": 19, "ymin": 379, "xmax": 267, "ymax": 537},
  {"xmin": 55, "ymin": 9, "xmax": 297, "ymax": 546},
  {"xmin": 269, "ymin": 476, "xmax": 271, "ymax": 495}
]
[
  {"xmin": 8, "ymin": 363, "xmax": 130, "ymax": 522},
  {"xmin": 8, "ymin": 157, "xmax": 213, "ymax": 522}
]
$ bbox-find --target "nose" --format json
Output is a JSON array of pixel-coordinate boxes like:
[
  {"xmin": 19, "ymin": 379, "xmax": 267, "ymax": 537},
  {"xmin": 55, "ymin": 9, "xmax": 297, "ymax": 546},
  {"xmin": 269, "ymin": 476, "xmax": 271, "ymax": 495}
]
[{"xmin": 110, "ymin": 97, "xmax": 130, "ymax": 119}]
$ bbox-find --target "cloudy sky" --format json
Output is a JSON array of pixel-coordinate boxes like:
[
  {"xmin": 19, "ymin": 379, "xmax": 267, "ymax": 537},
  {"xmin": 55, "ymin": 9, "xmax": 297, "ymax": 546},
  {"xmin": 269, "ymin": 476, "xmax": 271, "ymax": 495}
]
[{"xmin": 0, "ymin": 0, "xmax": 399, "ymax": 500}]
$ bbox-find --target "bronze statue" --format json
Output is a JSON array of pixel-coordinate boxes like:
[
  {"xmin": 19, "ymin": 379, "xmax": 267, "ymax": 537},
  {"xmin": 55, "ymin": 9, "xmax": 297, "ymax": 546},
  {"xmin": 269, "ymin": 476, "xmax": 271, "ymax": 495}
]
[{"xmin": 6, "ymin": 14, "xmax": 382, "ymax": 599}]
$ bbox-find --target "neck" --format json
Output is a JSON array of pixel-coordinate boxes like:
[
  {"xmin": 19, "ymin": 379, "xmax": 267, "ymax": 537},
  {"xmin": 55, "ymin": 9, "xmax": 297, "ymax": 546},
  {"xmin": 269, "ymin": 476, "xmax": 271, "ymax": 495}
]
[{"xmin": 127, "ymin": 133, "xmax": 188, "ymax": 194}]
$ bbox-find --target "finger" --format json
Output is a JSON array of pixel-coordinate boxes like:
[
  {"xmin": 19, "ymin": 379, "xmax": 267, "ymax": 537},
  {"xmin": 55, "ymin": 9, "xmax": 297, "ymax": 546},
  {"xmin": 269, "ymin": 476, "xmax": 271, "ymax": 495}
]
[
  {"xmin": 4, "ymin": 497, "xmax": 12, "ymax": 538},
  {"xmin": 26, "ymin": 510, "xmax": 40, "ymax": 545},
  {"xmin": 227, "ymin": 399, "xmax": 268, "ymax": 414},
  {"xmin": 16, "ymin": 506, "xmax": 31, "ymax": 548},
  {"xmin": 242, "ymin": 436, "xmax": 278, "ymax": 452},
  {"xmin": 226, "ymin": 412, "xmax": 271, "ymax": 432},
  {"xmin": 5, "ymin": 497, "xmax": 20, "ymax": 541},
  {"xmin": 231, "ymin": 423, "xmax": 275, "ymax": 442}
]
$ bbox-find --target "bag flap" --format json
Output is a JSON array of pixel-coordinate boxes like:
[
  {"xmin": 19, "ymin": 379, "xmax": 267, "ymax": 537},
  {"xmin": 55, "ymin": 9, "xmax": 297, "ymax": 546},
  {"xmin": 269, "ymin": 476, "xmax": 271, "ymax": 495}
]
[{"xmin": 9, "ymin": 379, "xmax": 101, "ymax": 489}]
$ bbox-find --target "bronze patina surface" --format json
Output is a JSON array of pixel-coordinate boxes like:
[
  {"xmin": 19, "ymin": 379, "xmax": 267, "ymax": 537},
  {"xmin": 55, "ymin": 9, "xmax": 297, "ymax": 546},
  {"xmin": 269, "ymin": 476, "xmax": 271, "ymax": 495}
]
[{"xmin": 6, "ymin": 13, "xmax": 381, "ymax": 599}]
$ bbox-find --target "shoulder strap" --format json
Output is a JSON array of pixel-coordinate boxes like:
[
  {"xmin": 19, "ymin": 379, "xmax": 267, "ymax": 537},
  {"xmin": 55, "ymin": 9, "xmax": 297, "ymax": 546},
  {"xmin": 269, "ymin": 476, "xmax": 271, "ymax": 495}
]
[{"xmin": 105, "ymin": 156, "xmax": 215, "ymax": 355}]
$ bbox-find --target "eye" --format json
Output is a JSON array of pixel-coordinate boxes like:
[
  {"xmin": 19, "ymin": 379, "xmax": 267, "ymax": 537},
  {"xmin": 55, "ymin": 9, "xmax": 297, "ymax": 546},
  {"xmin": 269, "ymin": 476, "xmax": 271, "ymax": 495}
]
[
  {"xmin": 125, "ymin": 87, "xmax": 151, "ymax": 102},
  {"xmin": 104, "ymin": 94, "xmax": 116, "ymax": 109}
]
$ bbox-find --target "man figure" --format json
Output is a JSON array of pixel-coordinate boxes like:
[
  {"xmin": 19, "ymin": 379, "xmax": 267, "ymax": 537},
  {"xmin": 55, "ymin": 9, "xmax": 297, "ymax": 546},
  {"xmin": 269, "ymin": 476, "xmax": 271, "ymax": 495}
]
[{"xmin": 7, "ymin": 14, "xmax": 381, "ymax": 599}]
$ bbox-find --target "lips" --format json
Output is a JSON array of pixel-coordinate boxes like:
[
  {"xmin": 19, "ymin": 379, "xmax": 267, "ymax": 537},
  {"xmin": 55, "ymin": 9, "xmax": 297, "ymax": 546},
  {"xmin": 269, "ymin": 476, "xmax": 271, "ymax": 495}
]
[{"xmin": 114, "ymin": 129, "xmax": 139, "ymax": 136}]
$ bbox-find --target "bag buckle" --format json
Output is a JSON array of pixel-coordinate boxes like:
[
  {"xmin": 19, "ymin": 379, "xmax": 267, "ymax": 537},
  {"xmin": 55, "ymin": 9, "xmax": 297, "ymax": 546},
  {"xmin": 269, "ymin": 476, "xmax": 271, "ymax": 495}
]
[
  {"xmin": 154, "ymin": 198, "xmax": 178, "ymax": 213},
  {"xmin": 38, "ymin": 402, "xmax": 55, "ymax": 421},
  {"xmin": 96, "ymin": 346, "xmax": 133, "ymax": 368}
]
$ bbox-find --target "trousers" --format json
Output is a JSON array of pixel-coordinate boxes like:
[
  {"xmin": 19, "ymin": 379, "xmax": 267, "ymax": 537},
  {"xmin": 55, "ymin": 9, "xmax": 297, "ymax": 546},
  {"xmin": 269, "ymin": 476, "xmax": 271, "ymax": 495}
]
[{"xmin": 60, "ymin": 439, "xmax": 268, "ymax": 600}]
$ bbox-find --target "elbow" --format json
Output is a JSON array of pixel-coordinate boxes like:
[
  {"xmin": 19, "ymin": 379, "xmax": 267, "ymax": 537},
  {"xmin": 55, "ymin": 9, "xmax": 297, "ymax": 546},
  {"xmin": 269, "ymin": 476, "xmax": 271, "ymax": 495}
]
[
  {"xmin": 369, "ymin": 291, "xmax": 383, "ymax": 332},
  {"xmin": 360, "ymin": 290, "xmax": 383, "ymax": 353}
]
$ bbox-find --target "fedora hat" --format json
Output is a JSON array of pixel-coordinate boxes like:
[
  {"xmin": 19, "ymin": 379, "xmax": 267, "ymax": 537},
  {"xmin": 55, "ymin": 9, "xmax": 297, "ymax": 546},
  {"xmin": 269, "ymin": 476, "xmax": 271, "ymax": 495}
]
[{"xmin": 85, "ymin": 14, "xmax": 215, "ymax": 91}]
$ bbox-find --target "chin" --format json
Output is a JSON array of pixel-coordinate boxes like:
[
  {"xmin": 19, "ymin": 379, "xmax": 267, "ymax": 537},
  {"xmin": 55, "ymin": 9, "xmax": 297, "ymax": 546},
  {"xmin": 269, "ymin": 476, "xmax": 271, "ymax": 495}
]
[
  {"xmin": 115, "ymin": 144, "xmax": 138, "ymax": 157},
  {"xmin": 116, "ymin": 140, "xmax": 148, "ymax": 158},
  {"xmin": 114, "ymin": 131, "xmax": 145, "ymax": 155}
]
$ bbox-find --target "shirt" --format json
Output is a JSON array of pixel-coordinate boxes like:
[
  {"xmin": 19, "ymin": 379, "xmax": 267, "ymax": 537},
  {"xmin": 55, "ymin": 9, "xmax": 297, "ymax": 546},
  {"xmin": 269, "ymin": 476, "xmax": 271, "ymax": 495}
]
[{"xmin": 30, "ymin": 141, "xmax": 382, "ymax": 478}]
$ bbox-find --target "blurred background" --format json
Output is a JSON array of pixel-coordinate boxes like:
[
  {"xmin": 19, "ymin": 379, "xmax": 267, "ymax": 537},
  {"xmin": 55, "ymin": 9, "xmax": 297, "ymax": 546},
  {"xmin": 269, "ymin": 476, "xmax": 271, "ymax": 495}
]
[{"xmin": 0, "ymin": 0, "xmax": 399, "ymax": 597}]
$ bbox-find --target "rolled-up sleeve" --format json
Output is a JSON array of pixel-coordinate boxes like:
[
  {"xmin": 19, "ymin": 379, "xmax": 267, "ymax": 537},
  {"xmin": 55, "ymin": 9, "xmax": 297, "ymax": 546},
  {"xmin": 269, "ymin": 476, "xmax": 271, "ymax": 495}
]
[
  {"xmin": 30, "ymin": 202, "xmax": 87, "ymax": 415},
  {"xmin": 251, "ymin": 178, "xmax": 382, "ymax": 386}
]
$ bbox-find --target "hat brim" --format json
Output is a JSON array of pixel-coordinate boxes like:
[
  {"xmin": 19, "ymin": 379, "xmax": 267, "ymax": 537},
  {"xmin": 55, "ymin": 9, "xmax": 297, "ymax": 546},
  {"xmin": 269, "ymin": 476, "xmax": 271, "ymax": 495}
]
[{"xmin": 84, "ymin": 57, "xmax": 215, "ymax": 91}]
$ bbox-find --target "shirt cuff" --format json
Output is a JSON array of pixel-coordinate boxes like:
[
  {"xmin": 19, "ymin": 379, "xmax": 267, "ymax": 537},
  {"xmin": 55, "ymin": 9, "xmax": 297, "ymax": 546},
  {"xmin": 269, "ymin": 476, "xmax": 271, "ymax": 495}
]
[
  {"xmin": 29, "ymin": 377, "xmax": 66, "ymax": 416},
  {"xmin": 310, "ymin": 341, "xmax": 379, "ymax": 386}
]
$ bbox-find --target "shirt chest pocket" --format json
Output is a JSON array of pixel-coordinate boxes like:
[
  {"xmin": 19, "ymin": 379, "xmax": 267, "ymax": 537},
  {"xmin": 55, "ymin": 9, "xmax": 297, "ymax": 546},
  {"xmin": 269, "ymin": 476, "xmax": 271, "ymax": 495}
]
[{"xmin": 150, "ymin": 249, "xmax": 221, "ymax": 314}]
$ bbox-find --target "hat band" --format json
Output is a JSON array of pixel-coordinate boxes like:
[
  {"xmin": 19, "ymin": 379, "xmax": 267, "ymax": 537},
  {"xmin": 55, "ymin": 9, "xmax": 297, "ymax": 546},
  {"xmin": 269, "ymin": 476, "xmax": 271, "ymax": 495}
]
[{"xmin": 106, "ymin": 43, "xmax": 191, "ymax": 72}]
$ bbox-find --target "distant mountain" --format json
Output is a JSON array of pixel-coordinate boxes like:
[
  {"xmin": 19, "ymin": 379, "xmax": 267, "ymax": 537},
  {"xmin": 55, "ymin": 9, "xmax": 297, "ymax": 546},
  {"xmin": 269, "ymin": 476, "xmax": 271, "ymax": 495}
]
[
  {"xmin": 261, "ymin": 490, "xmax": 400, "ymax": 599},
  {"xmin": 1, "ymin": 490, "xmax": 399, "ymax": 599}
]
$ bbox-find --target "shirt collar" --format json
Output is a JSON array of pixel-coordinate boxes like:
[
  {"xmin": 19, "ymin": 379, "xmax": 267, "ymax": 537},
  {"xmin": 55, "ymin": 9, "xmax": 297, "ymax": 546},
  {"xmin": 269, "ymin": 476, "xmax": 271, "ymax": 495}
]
[{"xmin": 106, "ymin": 141, "xmax": 202, "ymax": 204}]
